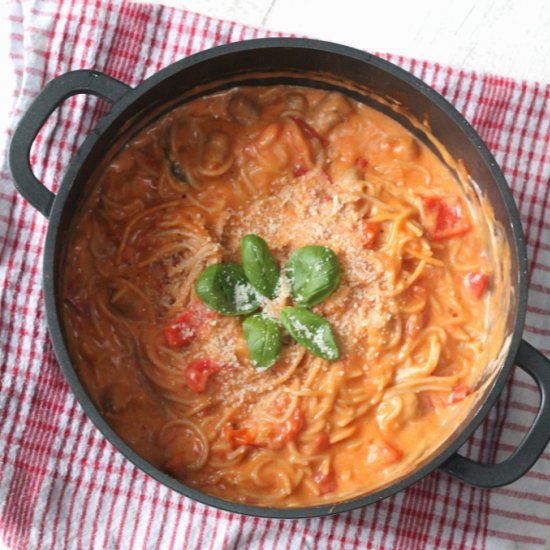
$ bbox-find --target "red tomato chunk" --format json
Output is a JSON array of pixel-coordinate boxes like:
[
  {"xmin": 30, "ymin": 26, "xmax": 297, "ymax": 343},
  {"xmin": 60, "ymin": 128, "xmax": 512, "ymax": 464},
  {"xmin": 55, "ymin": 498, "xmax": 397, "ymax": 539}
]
[
  {"xmin": 355, "ymin": 157, "xmax": 368, "ymax": 170},
  {"xmin": 422, "ymin": 196, "xmax": 471, "ymax": 240},
  {"xmin": 311, "ymin": 433, "xmax": 331, "ymax": 454},
  {"xmin": 223, "ymin": 424, "xmax": 258, "ymax": 448},
  {"xmin": 223, "ymin": 408, "xmax": 306, "ymax": 450},
  {"xmin": 314, "ymin": 468, "xmax": 338, "ymax": 495},
  {"xmin": 294, "ymin": 162, "xmax": 309, "ymax": 177},
  {"xmin": 362, "ymin": 222, "xmax": 379, "ymax": 249},
  {"xmin": 259, "ymin": 408, "xmax": 306, "ymax": 450},
  {"xmin": 185, "ymin": 359, "xmax": 221, "ymax": 393},
  {"xmin": 449, "ymin": 384, "xmax": 470, "ymax": 405},
  {"xmin": 279, "ymin": 408, "xmax": 305, "ymax": 444},
  {"xmin": 164, "ymin": 303, "xmax": 215, "ymax": 348},
  {"xmin": 367, "ymin": 439, "xmax": 402, "ymax": 466},
  {"xmin": 464, "ymin": 272, "xmax": 489, "ymax": 299}
]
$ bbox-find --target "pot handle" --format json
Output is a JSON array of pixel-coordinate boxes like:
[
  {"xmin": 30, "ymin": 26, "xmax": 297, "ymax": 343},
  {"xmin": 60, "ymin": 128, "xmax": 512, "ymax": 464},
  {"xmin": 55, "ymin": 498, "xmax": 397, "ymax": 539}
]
[
  {"xmin": 440, "ymin": 339, "xmax": 550, "ymax": 487},
  {"xmin": 9, "ymin": 70, "xmax": 131, "ymax": 217}
]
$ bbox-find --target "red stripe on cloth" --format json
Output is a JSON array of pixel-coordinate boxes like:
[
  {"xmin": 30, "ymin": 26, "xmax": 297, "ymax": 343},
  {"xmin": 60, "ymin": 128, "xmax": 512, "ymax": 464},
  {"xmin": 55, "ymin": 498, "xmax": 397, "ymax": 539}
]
[
  {"xmin": 0, "ymin": 351, "xmax": 66, "ymax": 548},
  {"xmin": 486, "ymin": 529, "xmax": 546, "ymax": 546},
  {"xmin": 127, "ymin": 476, "xmax": 148, "ymax": 550},
  {"xmin": 62, "ymin": 427, "xmax": 98, "ymax": 550},
  {"xmin": 205, "ymin": 506, "xmax": 222, "ymax": 550},
  {"xmin": 27, "ymin": 4, "xmax": 110, "ymax": 546},
  {"xmin": 432, "ymin": 476, "xmax": 455, "ymax": 548},
  {"xmin": 57, "ymin": 10, "xmax": 110, "ymax": 550},
  {"xmin": 525, "ymin": 93, "xmax": 550, "ymax": 282},
  {"xmin": 490, "ymin": 506, "xmax": 550, "ymax": 526},
  {"xmin": 526, "ymin": 470, "xmax": 550, "ymax": 482},
  {"xmin": 511, "ymin": 88, "xmax": 540, "ymax": 226},
  {"xmin": 258, "ymin": 517, "xmax": 275, "ymax": 550},
  {"xmin": 29, "ymin": 5, "xmax": 59, "ymax": 18},
  {"xmin": 76, "ymin": 438, "xmax": 108, "ymax": 549},
  {"xmin": 114, "ymin": 467, "xmax": 141, "ymax": 548},
  {"xmin": 46, "ymin": 409, "xmax": 87, "ymax": 549},
  {"xmin": 151, "ymin": 492, "xmax": 172, "ymax": 550},
  {"xmin": 0, "ymin": 212, "xmax": 44, "ymax": 548},
  {"xmin": 497, "ymin": 82, "xmax": 529, "ymax": 193},
  {"xmin": 449, "ymin": 65, "xmax": 496, "ymax": 550},
  {"xmin": 167, "ymin": 497, "xmax": 186, "ymax": 549},
  {"xmin": 100, "ymin": 458, "xmax": 129, "ymax": 549},
  {"xmin": 483, "ymin": 78, "xmax": 516, "ymax": 151}
]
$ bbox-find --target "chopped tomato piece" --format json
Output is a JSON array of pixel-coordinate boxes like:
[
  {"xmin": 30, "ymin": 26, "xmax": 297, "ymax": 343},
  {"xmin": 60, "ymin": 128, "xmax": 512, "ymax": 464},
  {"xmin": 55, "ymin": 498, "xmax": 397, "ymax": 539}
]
[
  {"xmin": 314, "ymin": 468, "xmax": 337, "ymax": 495},
  {"xmin": 265, "ymin": 408, "xmax": 306, "ymax": 450},
  {"xmin": 223, "ymin": 424, "xmax": 258, "ymax": 448},
  {"xmin": 224, "ymin": 409, "xmax": 305, "ymax": 450},
  {"xmin": 164, "ymin": 319, "xmax": 195, "ymax": 348},
  {"xmin": 367, "ymin": 439, "xmax": 402, "ymax": 466},
  {"xmin": 464, "ymin": 272, "xmax": 489, "ymax": 299},
  {"xmin": 289, "ymin": 116, "xmax": 328, "ymax": 147},
  {"xmin": 449, "ymin": 384, "xmax": 470, "ymax": 405},
  {"xmin": 311, "ymin": 433, "xmax": 331, "ymax": 454},
  {"xmin": 362, "ymin": 222, "xmax": 380, "ymax": 249},
  {"xmin": 185, "ymin": 359, "xmax": 221, "ymax": 393},
  {"xmin": 294, "ymin": 163, "xmax": 309, "ymax": 177},
  {"xmin": 164, "ymin": 303, "xmax": 215, "ymax": 348},
  {"xmin": 355, "ymin": 156, "xmax": 368, "ymax": 170},
  {"xmin": 282, "ymin": 408, "xmax": 305, "ymax": 442},
  {"xmin": 422, "ymin": 196, "xmax": 471, "ymax": 240}
]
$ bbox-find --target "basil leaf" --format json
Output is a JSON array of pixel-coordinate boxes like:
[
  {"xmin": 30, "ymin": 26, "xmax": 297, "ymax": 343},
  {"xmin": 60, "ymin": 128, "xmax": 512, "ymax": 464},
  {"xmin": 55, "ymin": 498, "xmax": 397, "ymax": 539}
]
[
  {"xmin": 279, "ymin": 307, "xmax": 340, "ymax": 361},
  {"xmin": 285, "ymin": 245, "xmax": 340, "ymax": 306},
  {"xmin": 195, "ymin": 263, "xmax": 260, "ymax": 315},
  {"xmin": 241, "ymin": 234, "xmax": 279, "ymax": 299},
  {"xmin": 242, "ymin": 314, "xmax": 282, "ymax": 369}
]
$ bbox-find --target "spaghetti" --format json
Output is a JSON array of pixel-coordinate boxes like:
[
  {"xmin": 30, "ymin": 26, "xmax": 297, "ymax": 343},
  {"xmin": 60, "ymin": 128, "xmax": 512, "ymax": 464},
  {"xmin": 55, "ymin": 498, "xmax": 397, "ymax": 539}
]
[{"xmin": 61, "ymin": 86, "xmax": 495, "ymax": 506}]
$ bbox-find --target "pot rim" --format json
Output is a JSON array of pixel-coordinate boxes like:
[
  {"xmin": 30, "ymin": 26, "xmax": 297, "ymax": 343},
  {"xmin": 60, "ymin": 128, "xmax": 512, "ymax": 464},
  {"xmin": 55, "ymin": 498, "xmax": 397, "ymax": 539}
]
[{"xmin": 42, "ymin": 37, "xmax": 528, "ymax": 519}]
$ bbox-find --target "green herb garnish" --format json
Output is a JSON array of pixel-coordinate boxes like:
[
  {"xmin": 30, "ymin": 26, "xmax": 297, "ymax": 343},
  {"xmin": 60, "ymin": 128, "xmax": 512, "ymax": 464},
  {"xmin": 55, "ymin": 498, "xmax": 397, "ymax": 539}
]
[
  {"xmin": 242, "ymin": 314, "xmax": 282, "ymax": 370},
  {"xmin": 195, "ymin": 234, "xmax": 341, "ymax": 369},
  {"xmin": 280, "ymin": 306, "xmax": 340, "ymax": 361},
  {"xmin": 241, "ymin": 234, "xmax": 280, "ymax": 299},
  {"xmin": 285, "ymin": 245, "xmax": 340, "ymax": 306},
  {"xmin": 195, "ymin": 263, "xmax": 260, "ymax": 315}
]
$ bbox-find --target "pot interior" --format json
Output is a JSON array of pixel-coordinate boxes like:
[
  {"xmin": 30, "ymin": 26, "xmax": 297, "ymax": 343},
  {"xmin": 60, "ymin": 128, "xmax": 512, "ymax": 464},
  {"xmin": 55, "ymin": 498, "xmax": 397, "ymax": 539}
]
[{"xmin": 50, "ymin": 42, "xmax": 526, "ymax": 516}]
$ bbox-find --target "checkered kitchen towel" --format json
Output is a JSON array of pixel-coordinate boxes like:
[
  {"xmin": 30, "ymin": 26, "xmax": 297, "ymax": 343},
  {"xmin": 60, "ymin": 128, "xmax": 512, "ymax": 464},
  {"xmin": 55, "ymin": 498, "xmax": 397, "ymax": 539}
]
[{"xmin": 2, "ymin": 1, "xmax": 550, "ymax": 548}]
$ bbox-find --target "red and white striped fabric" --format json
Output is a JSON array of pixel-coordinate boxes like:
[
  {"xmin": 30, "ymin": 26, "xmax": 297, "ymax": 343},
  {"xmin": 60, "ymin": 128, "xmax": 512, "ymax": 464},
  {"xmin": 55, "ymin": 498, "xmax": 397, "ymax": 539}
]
[{"xmin": 2, "ymin": 1, "xmax": 550, "ymax": 548}]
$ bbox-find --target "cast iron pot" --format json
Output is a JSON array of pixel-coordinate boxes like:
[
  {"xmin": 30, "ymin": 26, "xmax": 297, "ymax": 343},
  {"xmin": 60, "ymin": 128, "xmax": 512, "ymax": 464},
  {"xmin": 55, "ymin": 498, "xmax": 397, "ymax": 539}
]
[{"xmin": 9, "ymin": 38, "xmax": 550, "ymax": 519}]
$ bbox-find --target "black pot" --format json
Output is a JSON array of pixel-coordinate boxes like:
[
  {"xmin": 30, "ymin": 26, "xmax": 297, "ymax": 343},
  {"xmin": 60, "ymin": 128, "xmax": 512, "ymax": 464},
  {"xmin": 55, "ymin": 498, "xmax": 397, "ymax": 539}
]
[{"xmin": 9, "ymin": 38, "xmax": 550, "ymax": 519}]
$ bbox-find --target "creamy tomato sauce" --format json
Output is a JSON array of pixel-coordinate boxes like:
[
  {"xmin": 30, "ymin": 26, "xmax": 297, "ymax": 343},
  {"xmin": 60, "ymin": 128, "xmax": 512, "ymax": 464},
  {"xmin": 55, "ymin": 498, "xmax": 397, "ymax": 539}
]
[{"xmin": 62, "ymin": 86, "xmax": 494, "ymax": 506}]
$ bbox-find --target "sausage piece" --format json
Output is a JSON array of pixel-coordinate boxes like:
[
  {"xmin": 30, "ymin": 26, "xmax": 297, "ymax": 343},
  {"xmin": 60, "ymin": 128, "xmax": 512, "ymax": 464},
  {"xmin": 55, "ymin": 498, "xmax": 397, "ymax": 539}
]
[{"xmin": 310, "ymin": 92, "xmax": 353, "ymax": 135}]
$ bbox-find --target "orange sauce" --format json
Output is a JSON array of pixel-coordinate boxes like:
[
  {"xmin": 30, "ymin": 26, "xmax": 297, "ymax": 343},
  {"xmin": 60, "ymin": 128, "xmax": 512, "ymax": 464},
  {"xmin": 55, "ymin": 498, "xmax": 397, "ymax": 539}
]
[{"xmin": 61, "ymin": 86, "xmax": 494, "ymax": 506}]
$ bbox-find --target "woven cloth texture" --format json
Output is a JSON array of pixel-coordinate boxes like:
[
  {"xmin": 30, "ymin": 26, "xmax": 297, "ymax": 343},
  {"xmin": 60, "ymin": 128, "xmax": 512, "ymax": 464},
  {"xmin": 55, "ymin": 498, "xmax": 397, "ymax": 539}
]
[{"xmin": 1, "ymin": 1, "xmax": 550, "ymax": 548}]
